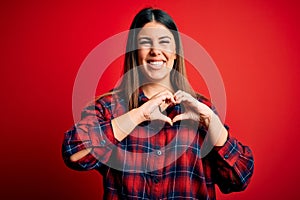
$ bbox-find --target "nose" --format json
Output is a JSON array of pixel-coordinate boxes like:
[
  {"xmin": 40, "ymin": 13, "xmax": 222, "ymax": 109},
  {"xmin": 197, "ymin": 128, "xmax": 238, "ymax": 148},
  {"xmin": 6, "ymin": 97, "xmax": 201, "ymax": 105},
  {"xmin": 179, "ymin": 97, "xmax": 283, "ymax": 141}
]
[{"xmin": 150, "ymin": 46, "xmax": 162, "ymax": 56}]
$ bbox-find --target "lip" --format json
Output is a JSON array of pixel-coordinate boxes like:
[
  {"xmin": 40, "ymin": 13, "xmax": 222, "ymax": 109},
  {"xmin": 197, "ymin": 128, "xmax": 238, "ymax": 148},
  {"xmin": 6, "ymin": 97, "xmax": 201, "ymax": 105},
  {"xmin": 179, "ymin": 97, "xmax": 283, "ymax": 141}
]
[
  {"xmin": 146, "ymin": 60, "xmax": 166, "ymax": 70},
  {"xmin": 147, "ymin": 58, "xmax": 166, "ymax": 61}
]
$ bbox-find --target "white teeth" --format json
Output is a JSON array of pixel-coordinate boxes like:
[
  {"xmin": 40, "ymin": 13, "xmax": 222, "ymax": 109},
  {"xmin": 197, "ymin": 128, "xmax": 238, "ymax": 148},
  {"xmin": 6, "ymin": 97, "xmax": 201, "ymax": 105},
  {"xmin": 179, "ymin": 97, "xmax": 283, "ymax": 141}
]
[{"xmin": 149, "ymin": 61, "xmax": 163, "ymax": 66}]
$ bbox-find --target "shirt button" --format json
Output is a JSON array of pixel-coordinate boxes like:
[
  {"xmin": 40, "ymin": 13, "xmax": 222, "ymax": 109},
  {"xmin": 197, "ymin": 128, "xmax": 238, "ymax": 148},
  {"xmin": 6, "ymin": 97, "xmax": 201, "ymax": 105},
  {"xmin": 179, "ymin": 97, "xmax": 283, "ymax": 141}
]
[
  {"xmin": 156, "ymin": 150, "xmax": 162, "ymax": 156},
  {"xmin": 224, "ymin": 154, "xmax": 229, "ymax": 159},
  {"xmin": 100, "ymin": 140, "xmax": 106, "ymax": 146}
]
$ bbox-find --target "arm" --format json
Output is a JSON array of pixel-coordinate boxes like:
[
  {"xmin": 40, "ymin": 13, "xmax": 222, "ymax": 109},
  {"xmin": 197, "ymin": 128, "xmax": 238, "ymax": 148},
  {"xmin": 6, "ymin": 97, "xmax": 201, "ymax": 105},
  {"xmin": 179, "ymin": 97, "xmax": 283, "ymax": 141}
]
[
  {"xmin": 211, "ymin": 135, "xmax": 254, "ymax": 193},
  {"xmin": 205, "ymin": 102, "xmax": 254, "ymax": 192},
  {"xmin": 172, "ymin": 90, "xmax": 254, "ymax": 192},
  {"xmin": 62, "ymin": 90, "xmax": 175, "ymax": 170},
  {"xmin": 67, "ymin": 108, "xmax": 143, "ymax": 163},
  {"xmin": 62, "ymin": 101, "xmax": 121, "ymax": 170},
  {"xmin": 172, "ymin": 90, "xmax": 228, "ymax": 146}
]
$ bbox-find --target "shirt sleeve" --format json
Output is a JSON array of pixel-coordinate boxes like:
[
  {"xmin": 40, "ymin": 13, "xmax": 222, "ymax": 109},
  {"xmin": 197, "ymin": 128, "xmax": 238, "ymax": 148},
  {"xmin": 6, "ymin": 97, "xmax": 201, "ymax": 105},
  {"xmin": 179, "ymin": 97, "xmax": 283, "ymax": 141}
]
[
  {"xmin": 62, "ymin": 100, "xmax": 119, "ymax": 171},
  {"xmin": 211, "ymin": 135, "xmax": 254, "ymax": 193}
]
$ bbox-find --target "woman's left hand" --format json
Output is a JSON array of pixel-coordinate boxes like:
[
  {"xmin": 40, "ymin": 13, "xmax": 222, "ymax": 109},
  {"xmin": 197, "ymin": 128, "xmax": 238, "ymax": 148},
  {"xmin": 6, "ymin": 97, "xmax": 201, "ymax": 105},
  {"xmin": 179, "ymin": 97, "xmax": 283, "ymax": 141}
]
[
  {"xmin": 172, "ymin": 90, "xmax": 213, "ymax": 125},
  {"xmin": 172, "ymin": 90, "xmax": 228, "ymax": 146}
]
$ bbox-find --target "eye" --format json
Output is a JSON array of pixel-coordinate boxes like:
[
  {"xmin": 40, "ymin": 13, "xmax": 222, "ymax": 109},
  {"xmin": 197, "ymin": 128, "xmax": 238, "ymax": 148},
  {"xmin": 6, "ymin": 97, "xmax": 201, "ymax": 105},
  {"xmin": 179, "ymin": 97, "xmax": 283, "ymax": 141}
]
[
  {"xmin": 139, "ymin": 40, "xmax": 151, "ymax": 45},
  {"xmin": 138, "ymin": 38, "xmax": 152, "ymax": 47},
  {"xmin": 160, "ymin": 40, "xmax": 170, "ymax": 44}
]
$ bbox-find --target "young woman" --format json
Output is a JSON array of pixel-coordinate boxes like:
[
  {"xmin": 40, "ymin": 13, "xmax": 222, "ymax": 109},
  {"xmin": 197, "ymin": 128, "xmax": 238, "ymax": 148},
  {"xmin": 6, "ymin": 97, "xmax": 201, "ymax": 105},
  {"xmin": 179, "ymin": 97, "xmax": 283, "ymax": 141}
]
[{"xmin": 62, "ymin": 8, "xmax": 254, "ymax": 199}]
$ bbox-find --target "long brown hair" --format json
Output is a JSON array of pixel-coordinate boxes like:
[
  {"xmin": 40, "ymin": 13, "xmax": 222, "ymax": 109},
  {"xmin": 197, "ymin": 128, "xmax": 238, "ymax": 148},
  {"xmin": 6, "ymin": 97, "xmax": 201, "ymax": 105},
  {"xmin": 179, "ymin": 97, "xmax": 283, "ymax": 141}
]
[{"xmin": 111, "ymin": 8, "xmax": 196, "ymax": 110}]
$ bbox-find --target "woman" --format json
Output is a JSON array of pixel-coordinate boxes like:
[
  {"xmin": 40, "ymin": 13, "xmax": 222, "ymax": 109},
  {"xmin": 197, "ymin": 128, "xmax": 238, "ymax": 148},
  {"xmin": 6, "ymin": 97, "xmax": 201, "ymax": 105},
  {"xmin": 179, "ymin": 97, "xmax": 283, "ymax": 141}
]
[{"xmin": 62, "ymin": 8, "xmax": 254, "ymax": 199}]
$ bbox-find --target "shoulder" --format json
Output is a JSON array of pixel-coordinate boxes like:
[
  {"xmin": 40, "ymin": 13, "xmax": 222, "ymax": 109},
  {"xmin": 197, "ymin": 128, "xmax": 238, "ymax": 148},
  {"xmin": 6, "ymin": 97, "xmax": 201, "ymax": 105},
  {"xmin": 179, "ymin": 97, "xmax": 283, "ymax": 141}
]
[
  {"xmin": 95, "ymin": 89, "xmax": 124, "ymax": 106},
  {"xmin": 81, "ymin": 90, "xmax": 125, "ymax": 119},
  {"xmin": 93, "ymin": 89, "xmax": 127, "ymax": 116}
]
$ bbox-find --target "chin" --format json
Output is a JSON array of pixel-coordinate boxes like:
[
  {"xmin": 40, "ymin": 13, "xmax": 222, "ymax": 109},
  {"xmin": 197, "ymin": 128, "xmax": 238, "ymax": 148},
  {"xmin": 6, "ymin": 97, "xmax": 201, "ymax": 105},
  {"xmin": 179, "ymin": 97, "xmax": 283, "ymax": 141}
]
[
  {"xmin": 145, "ymin": 73, "xmax": 170, "ymax": 82},
  {"xmin": 139, "ymin": 65, "xmax": 171, "ymax": 83}
]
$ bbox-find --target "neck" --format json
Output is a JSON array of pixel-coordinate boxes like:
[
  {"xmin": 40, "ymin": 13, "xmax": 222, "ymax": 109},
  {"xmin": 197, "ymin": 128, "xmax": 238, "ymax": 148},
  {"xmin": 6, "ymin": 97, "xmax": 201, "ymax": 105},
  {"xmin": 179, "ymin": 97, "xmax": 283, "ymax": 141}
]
[{"xmin": 141, "ymin": 81, "xmax": 174, "ymax": 99}]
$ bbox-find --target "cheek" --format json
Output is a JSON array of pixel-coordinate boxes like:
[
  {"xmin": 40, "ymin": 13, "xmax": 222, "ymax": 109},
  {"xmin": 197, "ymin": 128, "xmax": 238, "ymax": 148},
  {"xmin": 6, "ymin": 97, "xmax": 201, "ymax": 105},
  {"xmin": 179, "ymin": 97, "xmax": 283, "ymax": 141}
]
[
  {"xmin": 165, "ymin": 51, "xmax": 177, "ymax": 61},
  {"xmin": 164, "ymin": 45, "xmax": 177, "ymax": 60},
  {"xmin": 137, "ymin": 49, "xmax": 147, "ymax": 64},
  {"xmin": 165, "ymin": 55, "xmax": 176, "ymax": 68}
]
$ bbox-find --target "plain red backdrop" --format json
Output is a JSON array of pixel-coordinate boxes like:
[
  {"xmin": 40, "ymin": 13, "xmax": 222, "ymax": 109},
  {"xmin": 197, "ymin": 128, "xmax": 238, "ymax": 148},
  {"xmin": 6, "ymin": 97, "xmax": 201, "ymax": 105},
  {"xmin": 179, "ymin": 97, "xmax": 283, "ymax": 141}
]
[{"xmin": 1, "ymin": 0, "xmax": 300, "ymax": 199}]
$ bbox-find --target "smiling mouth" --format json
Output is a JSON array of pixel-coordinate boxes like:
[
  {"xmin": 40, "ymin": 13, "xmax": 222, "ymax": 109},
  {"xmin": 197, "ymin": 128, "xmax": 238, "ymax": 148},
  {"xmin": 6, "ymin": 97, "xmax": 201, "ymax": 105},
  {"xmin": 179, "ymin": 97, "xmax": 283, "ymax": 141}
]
[{"xmin": 147, "ymin": 60, "xmax": 165, "ymax": 69}]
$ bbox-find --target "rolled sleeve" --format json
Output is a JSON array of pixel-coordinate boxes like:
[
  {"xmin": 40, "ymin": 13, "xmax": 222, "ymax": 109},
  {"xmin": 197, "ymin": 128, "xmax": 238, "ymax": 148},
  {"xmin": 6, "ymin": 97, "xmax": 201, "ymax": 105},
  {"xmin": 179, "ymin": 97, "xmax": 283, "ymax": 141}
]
[
  {"xmin": 216, "ymin": 137, "xmax": 241, "ymax": 167},
  {"xmin": 62, "ymin": 99, "xmax": 121, "ymax": 170},
  {"xmin": 211, "ymin": 135, "xmax": 254, "ymax": 193}
]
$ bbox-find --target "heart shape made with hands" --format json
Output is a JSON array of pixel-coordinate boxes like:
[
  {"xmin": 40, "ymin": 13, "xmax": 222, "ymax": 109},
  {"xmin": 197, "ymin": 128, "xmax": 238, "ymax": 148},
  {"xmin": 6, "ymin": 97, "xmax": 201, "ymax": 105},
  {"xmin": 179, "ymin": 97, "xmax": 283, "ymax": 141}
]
[{"xmin": 146, "ymin": 90, "xmax": 212, "ymax": 127}]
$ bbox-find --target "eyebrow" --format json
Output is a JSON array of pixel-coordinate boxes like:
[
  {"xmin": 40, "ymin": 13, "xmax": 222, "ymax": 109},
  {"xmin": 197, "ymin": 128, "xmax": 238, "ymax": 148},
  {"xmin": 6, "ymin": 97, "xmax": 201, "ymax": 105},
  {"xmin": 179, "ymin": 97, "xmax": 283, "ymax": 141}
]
[
  {"xmin": 158, "ymin": 36, "xmax": 171, "ymax": 40},
  {"xmin": 138, "ymin": 37, "xmax": 151, "ymax": 41},
  {"xmin": 138, "ymin": 36, "xmax": 172, "ymax": 41}
]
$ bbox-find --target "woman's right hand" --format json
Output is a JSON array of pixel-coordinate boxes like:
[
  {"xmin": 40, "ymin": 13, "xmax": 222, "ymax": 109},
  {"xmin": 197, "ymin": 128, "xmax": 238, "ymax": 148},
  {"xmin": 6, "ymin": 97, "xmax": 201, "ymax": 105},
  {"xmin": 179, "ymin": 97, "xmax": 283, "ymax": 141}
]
[
  {"xmin": 138, "ymin": 90, "xmax": 176, "ymax": 126},
  {"xmin": 112, "ymin": 90, "xmax": 176, "ymax": 142}
]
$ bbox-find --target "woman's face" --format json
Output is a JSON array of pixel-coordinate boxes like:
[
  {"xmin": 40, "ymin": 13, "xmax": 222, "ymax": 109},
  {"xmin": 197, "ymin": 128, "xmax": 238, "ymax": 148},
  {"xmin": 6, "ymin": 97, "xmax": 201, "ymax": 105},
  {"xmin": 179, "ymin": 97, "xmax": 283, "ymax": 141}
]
[{"xmin": 137, "ymin": 22, "xmax": 177, "ymax": 82}]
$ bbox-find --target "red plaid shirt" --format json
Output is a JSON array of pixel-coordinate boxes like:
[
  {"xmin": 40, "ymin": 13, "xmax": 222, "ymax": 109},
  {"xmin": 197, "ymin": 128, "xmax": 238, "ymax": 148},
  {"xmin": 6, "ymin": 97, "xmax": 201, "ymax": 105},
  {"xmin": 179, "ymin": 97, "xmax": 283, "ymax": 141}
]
[{"xmin": 62, "ymin": 90, "xmax": 254, "ymax": 199}]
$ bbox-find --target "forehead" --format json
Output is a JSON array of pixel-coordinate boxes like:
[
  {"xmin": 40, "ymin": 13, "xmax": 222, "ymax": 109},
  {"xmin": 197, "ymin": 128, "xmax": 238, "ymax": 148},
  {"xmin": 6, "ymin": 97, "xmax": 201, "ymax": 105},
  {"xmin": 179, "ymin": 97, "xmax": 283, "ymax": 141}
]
[{"xmin": 137, "ymin": 22, "xmax": 174, "ymax": 39}]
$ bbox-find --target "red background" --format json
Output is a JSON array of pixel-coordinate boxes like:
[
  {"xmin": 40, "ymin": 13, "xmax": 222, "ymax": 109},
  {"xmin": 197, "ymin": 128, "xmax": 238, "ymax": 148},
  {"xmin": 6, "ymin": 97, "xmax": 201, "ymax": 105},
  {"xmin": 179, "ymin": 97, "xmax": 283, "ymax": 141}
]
[{"xmin": 1, "ymin": 0, "xmax": 300, "ymax": 199}]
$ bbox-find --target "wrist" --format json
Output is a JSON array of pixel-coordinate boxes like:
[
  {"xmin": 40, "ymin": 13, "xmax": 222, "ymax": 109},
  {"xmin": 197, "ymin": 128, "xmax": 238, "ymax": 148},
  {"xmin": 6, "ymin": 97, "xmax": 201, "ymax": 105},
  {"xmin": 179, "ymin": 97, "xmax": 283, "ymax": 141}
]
[
  {"xmin": 208, "ymin": 114, "xmax": 228, "ymax": 146},
  {"xmin": 197, "ymin": 102, "xmax": 213, "ymax": 118},
  {"xmin": 199, "ymin": 107, "xmax": 213, "ymax": 128},
  {"xmin": 130, "ymin": 108, "xmax": 147, "ymax": 125}
]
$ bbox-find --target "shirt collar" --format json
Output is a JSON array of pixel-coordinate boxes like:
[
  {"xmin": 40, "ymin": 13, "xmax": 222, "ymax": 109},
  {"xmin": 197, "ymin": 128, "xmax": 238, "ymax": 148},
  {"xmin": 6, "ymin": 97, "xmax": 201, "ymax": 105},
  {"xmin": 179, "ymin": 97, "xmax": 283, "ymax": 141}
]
[{"xmin": 138, "ymin": 88, "xmax": 149, "ymax": 104}]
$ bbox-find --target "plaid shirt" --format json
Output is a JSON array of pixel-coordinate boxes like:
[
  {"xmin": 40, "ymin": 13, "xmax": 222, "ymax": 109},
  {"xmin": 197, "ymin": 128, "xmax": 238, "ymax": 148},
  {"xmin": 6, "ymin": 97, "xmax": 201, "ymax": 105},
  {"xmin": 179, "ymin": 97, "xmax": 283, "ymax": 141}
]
[{"xmin": 62, "ymin": 90, "xmax": 254, "ymax": 200}]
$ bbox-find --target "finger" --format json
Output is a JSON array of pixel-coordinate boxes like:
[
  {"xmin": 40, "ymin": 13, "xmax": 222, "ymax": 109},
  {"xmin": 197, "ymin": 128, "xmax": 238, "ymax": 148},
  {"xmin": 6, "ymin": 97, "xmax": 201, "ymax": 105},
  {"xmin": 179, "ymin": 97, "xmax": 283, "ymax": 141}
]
[
  {"xmin": 160, "ymin": 90, "xmax": 177, "ymax": 103},
  {"xmin": 151, "ymin": 95, "xmax": 168, "ymax": 107},
  {"xmin": 172, "ymin": 114, "xmax": 188, "ymax": 123},
  {"xmin": 173, "ymin": 90, "xmax": 183, "ymax": 97},
  {"xmin": 155, "ymin": 91, "xmax": 176, "ymax": 105},
  {"xmin": 159, "ymin": 102, "xmax": 169, "ymax": 112},
  {"xmin": 174, "ymin": 95, "xmax": 183, "ymax": 104},
  {"xmin": 174, "ymin": 95, "xmax": 190, "ymax": 104},
  {"xmin": 164, "ymin": 93, "xmax": 176, "ymax": 104},
  {"xmin": 175, "ymin": 93, "xmax": 198, "ymax": 106},
  {"xmin": 160, "ymin": 115, "xmax": 173, "ymax": 126},
  {"xmin": 174, "ymin": 90, "xmax": 187, "ymax": 103}
]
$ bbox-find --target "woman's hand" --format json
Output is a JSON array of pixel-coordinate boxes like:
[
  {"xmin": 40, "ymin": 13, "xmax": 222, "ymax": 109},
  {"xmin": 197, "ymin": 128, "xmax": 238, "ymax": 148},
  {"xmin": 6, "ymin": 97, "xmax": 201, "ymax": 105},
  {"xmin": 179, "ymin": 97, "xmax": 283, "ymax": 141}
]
[
  {"xmin": 139, "ymin": 90, "xmax": 176, "ymax": 126},
  {"xmin": 172, "ymin": 90, "xmax": 213, "ymax": 126},
  {"xmin": 113, "ymin": 89, "xmax": 228, "ymax": 145},
  {"xmin": 172, "ymin": 90, "xmax": 228, "ymax": 146}
]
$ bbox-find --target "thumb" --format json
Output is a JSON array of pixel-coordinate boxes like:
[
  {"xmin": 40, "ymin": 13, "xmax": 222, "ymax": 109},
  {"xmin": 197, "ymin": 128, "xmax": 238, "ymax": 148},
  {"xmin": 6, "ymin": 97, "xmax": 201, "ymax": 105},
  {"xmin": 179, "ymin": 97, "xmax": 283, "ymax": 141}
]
[
  {"xmin": 160, "ymin": 114, "xmax": 173, "ymax": 126},
  {"xmin": 172, "ymin": 114, "xmax": 187, "ymax": 123}
]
